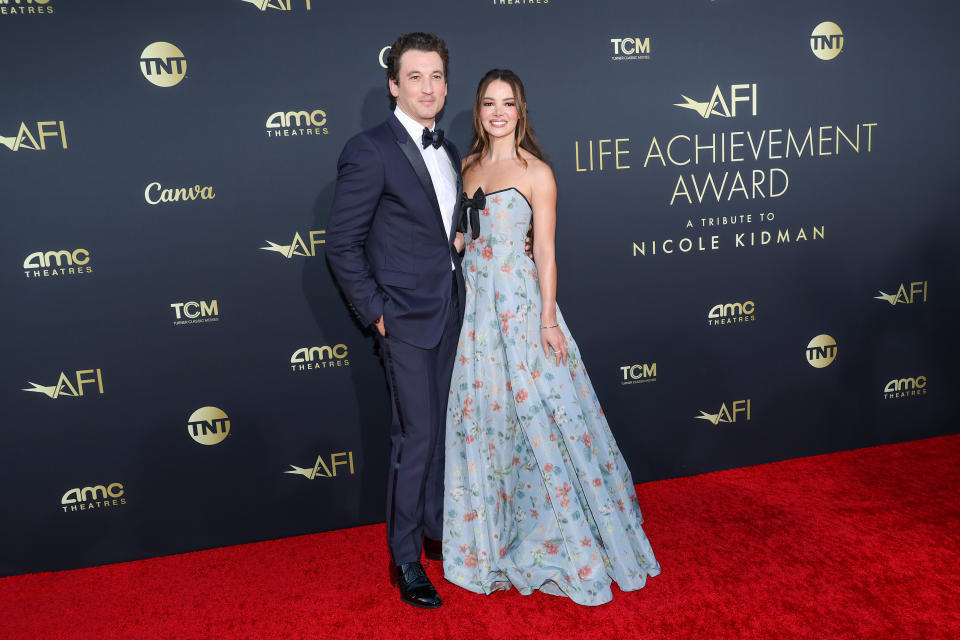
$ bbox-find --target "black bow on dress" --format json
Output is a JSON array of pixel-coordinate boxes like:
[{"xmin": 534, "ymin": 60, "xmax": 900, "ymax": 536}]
[
  {"xmin": 421, "ymin": 127, "xmax": 444, "ymax": 149},
  {"xmin": 458, "ymin": 187, "xmax": 485, "ymax": 240}
]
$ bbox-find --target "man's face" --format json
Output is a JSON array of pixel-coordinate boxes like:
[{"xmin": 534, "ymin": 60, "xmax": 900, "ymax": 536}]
[{"xmin": 389, "ymin": 49, "xmax": 447, "ymax": 127}]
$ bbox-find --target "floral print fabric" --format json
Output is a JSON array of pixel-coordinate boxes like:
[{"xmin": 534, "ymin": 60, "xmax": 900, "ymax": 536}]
[{"xmin": 443, "ymin": 188, "xmax": 660, "ymax": 606}]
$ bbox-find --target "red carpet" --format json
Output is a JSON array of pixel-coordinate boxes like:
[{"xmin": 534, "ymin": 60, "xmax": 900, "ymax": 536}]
[{"xmin": 2, "ymin": 435, "xmax": 958, "ymax": 639}]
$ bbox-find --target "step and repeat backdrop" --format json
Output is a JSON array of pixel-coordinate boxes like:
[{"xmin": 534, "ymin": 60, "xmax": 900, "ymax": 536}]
[{"xmin": 2, "ymin": 0, "xmax": 958, "ymax": 575}]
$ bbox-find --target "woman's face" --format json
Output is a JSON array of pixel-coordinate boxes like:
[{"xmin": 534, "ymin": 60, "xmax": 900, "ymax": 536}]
[{"xmin": 478, "ymin": 79, "xmax": 520, "ymax": 139}]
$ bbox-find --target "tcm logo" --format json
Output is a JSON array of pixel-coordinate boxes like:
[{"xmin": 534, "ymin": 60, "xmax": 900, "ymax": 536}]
[
  {"xmin": 140, "ymin": 42, "xmax": 187, "ymax": 87},
  {"xmin": 23, "ymin": 248, "xmax": 92, "ymax": 278},
  {"xmin": 619, "ymin": 362, "xmax": 656, "ymax": 385},
  {"xmin": 1, "ymin": 120, "xmax": 67, "ymax": 151},
  {"xmin": 187, "ymin": 406, "xmax": 230, "ymax": 445},
  {"xmin": 240, "ymin": 0, "xmax": 312, "ymax": 10},
  {"xmin": 61, "ymin": 483, "xmax": 125, "ymax": 512},
  {"xmin": 883, "ymin": 376, "xmax": 927, "ymax": 399},
  {"xmin": 265, "ymin": 109, "xmax": 328, "ymax": 137},
  {"xmin": 22, "ymin": 369, "xmax": 104, "ymax": 399},
  {"xmin": 810, "ymin": 22, "xmax": 844, "ymax": 61},
  {"xmin": 806, "ymin": 334, "xmax": 837, "ymax": 368},
  {"xmin": 674, "ymin": 84, "xmax": 757, "ymax": 119},
  {"xmin": 0, "ymin": 0, "xmax": 54, "ymax": 16},
  {"xmin": 285, "ymin": 452, "xmax": 356, "ymax": 479},
  {"xmin": 875, "ymin": 281, "xmax": 927, "ymax": 306},
  {"xmin": 171, "ymin": 300, "xmax": 220, "ymax": 325},
  {"xmin": 610, "ymin": 36, "xmax": 650, "ymax": 61},
  {"xmin": 291, "ymin": 344, "xmax": 349, "ymax": 371},
  {"xmin": 145, "ymin": 182, "xmax": 216, "ymax": 205},
  {"xmin": 695, "ymin": 399, "xmax": 751, "ymax": 425},
  {"xmin": 261, "ymin": 231, "xmax": 325, "ymax": 258},
  {"xmin": 708, "ymin": 301, "xmax": 755, "ymax": 326}
]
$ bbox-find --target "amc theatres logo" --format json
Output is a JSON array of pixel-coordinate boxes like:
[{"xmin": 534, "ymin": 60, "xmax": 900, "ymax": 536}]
[
  {"xmin": 1, "ymin": 0, "xmax": 55, "ymax": 16},
  {"xmin": 265, "ymin": 109, "xmax": 328, "ymax": 137},
  {"xmin": 23, "ymin": 248, "xmax": 91, "ymax": 278},
  {"xmin": 707, "ymin": 301, "xmax": 755, "ymax": 326},
  {"xmin": 883, "ymin": 376, "xmax": 927, "ymax": 400},
  {"xmin": 290, "ymin": 344, "xmax": 349, "ymax": 371},
  {"xmin": 61, "ymin": 482, "xmax": 125, "ymax": 512}
]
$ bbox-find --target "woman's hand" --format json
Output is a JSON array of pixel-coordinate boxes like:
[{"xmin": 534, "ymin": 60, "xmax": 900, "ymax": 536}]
[
  {"xmin": 454, "ymin": 231, "xmax": 465, "ymax": 253},
  {"xmin": 541, "ymin": 325, "xmax": 567, "ymax": 366}
]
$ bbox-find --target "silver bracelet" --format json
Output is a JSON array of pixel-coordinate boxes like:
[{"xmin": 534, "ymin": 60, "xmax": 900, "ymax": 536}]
[{"xmin": 540, "ymin": 324, "xmax": 558, "ymax": 330}]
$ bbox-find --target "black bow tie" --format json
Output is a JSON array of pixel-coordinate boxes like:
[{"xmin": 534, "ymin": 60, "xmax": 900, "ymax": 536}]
[
  {"xmin": 458, "ymin": 187, "xmax": 485, "ymax": 240},
  {"xmin": 421, "ymin": 127, "xmax": 444, "ymax": 149}
]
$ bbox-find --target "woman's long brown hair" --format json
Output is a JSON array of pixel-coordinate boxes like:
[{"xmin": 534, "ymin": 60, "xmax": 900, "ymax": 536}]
[{"xmin": 463, "ymin": 69, "xmax": 548, "ymax": 173}]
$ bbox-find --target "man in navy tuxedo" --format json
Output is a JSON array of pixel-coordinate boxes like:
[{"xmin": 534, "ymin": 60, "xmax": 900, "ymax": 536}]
[{"xmin": 326, "ymin": 33, "xmax": 463, "ymax": 609}]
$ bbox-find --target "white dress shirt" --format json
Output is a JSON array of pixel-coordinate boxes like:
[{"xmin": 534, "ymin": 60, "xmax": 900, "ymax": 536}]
[{"xmin": 394, "ymin": 106, "xmax": 458, "ymax": 260}]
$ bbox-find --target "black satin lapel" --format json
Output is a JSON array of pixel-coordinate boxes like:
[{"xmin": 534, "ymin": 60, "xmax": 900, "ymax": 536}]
[
  {"xmin": 443, "ymin": 140, "xmax": 462, "ymax": 244},
  {"xmin": 395, "ymin": 137, "xmax": 446, "ymax": 240}
]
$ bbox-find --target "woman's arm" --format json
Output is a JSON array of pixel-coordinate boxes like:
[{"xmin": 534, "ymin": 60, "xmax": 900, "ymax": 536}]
[{"xmin": 530, "ymin": 164, "xmax": 567, "ymax": 365}]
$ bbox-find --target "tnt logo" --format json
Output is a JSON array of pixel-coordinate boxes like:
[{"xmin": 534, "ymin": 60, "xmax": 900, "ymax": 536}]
[
  {"xmin": 695, "ymin": 399, "xmax": 751, "ymax": 425},
  {"xmin": 674, "ymin": 84, "xmax": 757, "ymax": 119},
  {"xmin": 875, "ymin": 281, "xmax": 927, "ymax": 306},
  {"xmin": 187, "ymin": 406, "xmax": 230, "ymax": 445},
  {"xmin": 610, "ymin": 37, "xmax": 650, "ymax": 60},
  {"xmin": 285, "ymin": 452, "xmax": 356, "ymax": 479},
  {"xmin": 707, "ymin": 301, "xmax": 755, "ymax": 326},
  {"xmin": 884, "ymin": 376, "xmax": 927, "ymax": 399},
  {"xmin": 260, "ymin": 231, "xmax": 325, "ymax": 258},
  {"xmin": 810, "ymin": 22, "xmax": 844, "ymax": 60},
  {"xmin": 0, "ymin": 120, "xmax": 67, "ymax": 151},
  {"xmin": 806, "ymin": 334, "xmax": 837, "ymax": 368},
  {"xmin": 291, "ymin": 344, "xmax": 349, "ymax": 371},
  {"xmin": 619, "ymin": 363, "xmax": 656, "ymax": 385},
  {"xmin": 22, "ymin": 369, "xmax": 104, "ymax": 399},
  {"xmin": 171, "ymin": 300, "xmax": 220, "ymax": 325},
  {"xmin": 140, "ymin": 42, "xmax": 187, "ymax": 87}
]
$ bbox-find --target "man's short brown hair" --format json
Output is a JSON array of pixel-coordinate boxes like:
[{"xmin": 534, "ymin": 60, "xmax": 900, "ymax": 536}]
[{"xmin": 386, "ymin": 32, "xmax": 450, "ymax": 109}]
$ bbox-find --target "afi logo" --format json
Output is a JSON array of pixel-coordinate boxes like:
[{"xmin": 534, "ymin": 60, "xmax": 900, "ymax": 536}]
[
  {"xmin": 22, "ymin": 369, "xmax": 104, "ymax": 399},
  {"xmin": 240, "ymin": 0, "xmax": 312, "ymax": 10},
  {"xmin": 261, "ymin": 231, "xmax": 325, "ymax": 258},
  {"xmin": 875, "ymin": 281, "xmax": 927, "ymax": 306},
  {"xmin": 285, "ymin": 452, "xmax": 356, "ymax": 479},
  {"xmin": 695, "ymin": 399, "xmax": 751, "ymax": 425},
  {"xmin": 0, "ymin": 120, "xmax": 67, "ymax": 151},
  {"xmin": 674, "ymin": 84, "xmax": 757, "ymax": 119}
]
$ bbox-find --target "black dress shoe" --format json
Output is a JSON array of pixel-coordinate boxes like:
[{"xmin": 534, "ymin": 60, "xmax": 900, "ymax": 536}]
[
  {"xmin": 389, "ymin": 561, "xmax": 442, "ymax": 609},
  {"xmin": 423, "ymin": 537, "xmax": 443, "ymax": 562}
]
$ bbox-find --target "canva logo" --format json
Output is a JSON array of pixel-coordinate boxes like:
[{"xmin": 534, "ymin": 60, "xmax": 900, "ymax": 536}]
[
  {"xmin": 187, "ymin": 406, "xmax": 231, "ymax": 445},
  {"xmin": 811, "ymin": 22, "xmax": 844, "ymax": 60},
  {"xmin": 260, "ymin": 231, "xmax": 325, "ymax": 258},
  {"xmin": 805, "ymin": 334, "xmax": 837, "ymax": 368},
  {"xmin": 695, "ymin": 399, "xmax": 751, "ymax": 425},
  {"xmin": 145, "ymin": 182, "xmax": 216, "ymax": 205},
  {"xmin": 140, "ymin": 42, "xmax": 187, "ymax": 87},
  {"xmin": 674, "ymin": 84, "xmax": 757, "ymax": 119},
  {"xmin": 22, "ymin": 369, "xmax": 104, "ymax": 399},
  {"xmin": 1, "ymin": 120, "xmax": 67, "ymax": 151},
  {"xmin": 285, "ymin": 452, "xmax": 356, "ymax": 479}
]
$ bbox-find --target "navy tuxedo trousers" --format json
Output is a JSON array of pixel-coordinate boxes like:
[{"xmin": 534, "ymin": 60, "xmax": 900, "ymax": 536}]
[{"xmin": 379, "ymin": 273, "xmax": 460, "ymax": 565}]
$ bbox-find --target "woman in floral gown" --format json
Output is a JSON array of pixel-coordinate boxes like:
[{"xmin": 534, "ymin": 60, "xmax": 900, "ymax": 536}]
[{"xmin": 442, "ymin": 69, "xmax": 660, "ymax": 606}]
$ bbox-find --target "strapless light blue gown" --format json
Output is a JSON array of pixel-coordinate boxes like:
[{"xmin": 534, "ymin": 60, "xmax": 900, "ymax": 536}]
[{"xmin": 442, "ymin": 188, "xmax": 660, "ymax": 606}]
